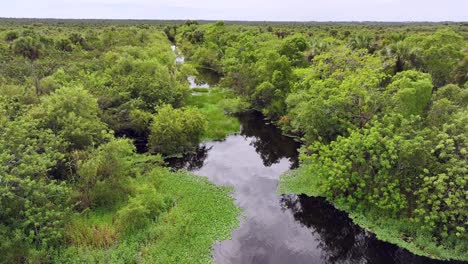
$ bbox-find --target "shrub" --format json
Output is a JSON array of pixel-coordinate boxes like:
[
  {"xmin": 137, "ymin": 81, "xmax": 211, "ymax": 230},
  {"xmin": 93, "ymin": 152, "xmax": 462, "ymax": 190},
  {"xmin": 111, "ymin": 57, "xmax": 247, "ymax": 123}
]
[
  {"xmin": 115, "ymin": 202, "xmax": 151, "ymax": 234},
  {"xmin": 114, "ymin": 185, "xmax": 173, "ymax": 234},
  {"xmin": 148, "ymin": 104, "xmax": 207, "ymax": 156},
  {"xmin": 76, "ymin": 138, "xmax": 135, "ymax": 209}
]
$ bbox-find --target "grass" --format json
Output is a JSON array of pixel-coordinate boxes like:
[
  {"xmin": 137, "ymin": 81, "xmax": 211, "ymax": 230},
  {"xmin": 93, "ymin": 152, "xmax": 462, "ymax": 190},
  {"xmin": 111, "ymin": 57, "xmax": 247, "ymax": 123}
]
[
  {"xmin": 53, "ymin": 89, "xmax": 242, "ymax": 263},
  {"xmin": 187, "ymin": 88, "xmax": 241, "ymax": 141},
  {"xmin": 279, "ymin": 168, "xmax": 468, "ymax": 262},
  {"xmin": 55, "ymin": 167, "xmax": 240, "ymax": 263}
]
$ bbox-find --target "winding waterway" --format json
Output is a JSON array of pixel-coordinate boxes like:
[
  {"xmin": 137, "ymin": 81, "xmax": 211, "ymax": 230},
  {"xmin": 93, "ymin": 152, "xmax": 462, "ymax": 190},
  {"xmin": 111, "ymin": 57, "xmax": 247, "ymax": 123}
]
[
  {"xmin": 168, "ymin": 46, "xmax": 463, "ymax": 264},
  {"xmin": 169, "ymin": 112, "xmax": 462, "ymax": 264},
  {"xmin": 171, "ymin": 45, "xmax": 213, "ymax": 88}
]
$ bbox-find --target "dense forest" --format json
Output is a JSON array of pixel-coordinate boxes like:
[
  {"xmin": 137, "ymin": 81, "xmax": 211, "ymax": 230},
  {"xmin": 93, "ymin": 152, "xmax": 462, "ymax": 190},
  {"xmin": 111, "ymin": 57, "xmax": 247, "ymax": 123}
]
[{"xmin": 0, "ymin": 19, "xmax": 467, "ymax": 263}]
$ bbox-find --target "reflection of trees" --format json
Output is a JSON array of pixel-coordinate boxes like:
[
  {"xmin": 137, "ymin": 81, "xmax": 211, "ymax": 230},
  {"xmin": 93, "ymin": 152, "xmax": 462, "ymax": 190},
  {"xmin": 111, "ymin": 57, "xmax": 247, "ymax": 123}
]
[
  {"xmin": 280, "ymin": 195, "xmax": 448, "ymax": 264},
  {"xmin": 238, "ymin": 111, "xmax": 300, "ymax": 168},
  {"xmin": 166, "ymin": 145, "xmax": 211, "ymax": 171},
  {"xmin": 280, "ymin": 194, "xmax": 369, "ymax": 264}
]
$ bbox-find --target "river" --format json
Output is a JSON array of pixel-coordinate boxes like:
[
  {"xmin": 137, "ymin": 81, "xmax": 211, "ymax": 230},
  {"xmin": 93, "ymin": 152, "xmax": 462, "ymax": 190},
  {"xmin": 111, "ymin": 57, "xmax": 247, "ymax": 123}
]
[
  {"xmin": 168, "ymin": 111, "xmax": 461, "ymax": 264},
  {"xmin": 168, "ymin": 45, "xmax": 462, "ymax": 264}
]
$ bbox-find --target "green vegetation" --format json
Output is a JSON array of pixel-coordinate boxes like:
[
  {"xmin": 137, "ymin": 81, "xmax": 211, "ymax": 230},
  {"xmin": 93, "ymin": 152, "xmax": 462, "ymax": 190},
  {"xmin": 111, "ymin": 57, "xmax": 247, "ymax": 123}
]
[
  {"xmin": 148, "ymin": 104, "xmax": 207, "ymax": 156},
  {"xmin": 56, "ymin": 167, "xmax": 239, "ymax": 264},
  {"xmin": 0, "ymin": 21, "xmax": 240, "ymax": 263},
  {"xmin": 174, "ymin": 21, "xmax": 467, "ymax": 261},
  {"xmin": 186, "ymin": 88, "xmax": 243, "ymax": 141},
  {"xmin": 0, "ymin": 18, "xmax": 467, "ymax": 262}
]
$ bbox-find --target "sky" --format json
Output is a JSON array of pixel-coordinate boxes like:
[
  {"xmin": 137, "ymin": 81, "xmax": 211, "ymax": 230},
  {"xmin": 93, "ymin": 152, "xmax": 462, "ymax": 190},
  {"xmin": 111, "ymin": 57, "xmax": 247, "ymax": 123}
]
[{"xmin": 1, "ymin": 0, "xmax": 467, "ymax": 22}]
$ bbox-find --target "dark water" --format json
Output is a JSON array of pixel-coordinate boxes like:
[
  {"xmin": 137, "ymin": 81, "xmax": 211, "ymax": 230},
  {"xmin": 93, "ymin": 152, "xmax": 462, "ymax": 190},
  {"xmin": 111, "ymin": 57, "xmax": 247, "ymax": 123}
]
[{"xmin": 168, "ymin": 111, "xmax": 463, "ymax": 264}]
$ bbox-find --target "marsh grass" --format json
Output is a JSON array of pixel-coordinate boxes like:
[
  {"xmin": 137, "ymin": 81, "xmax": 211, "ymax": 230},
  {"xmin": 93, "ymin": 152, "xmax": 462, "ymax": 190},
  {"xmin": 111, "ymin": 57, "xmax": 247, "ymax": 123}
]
[
  {"xmin": 56, "ymin": 167, "xmax": 240, "ymax": 263},
  {"xmin": 187, "ymin": 88, "xmax": 241, "ymax": 141}
]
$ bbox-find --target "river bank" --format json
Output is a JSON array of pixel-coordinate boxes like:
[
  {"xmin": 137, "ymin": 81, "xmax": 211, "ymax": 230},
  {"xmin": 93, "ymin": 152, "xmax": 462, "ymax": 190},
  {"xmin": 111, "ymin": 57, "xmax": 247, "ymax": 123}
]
[{"xmin": 279, "ymin": 168, "xmax": 468, "ymax": 262}]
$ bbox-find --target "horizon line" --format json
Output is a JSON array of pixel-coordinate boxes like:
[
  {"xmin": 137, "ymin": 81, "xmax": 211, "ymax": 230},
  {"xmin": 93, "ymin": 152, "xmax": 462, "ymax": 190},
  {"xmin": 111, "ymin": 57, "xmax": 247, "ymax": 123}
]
[{"xmin": 1, "ymin": 17, "xmax": 467, "ymax": 23}]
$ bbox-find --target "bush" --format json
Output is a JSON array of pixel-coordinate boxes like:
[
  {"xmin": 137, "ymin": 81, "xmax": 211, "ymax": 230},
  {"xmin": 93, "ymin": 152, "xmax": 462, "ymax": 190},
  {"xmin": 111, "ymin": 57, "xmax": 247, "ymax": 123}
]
[
  {"xmin": 148, "ymin": 104, "xmax": 207, "ymax": 156},
  {"xmin": 32, "ymin": 85, "xmax": 110, "ymax": 150},
  {"xmin": 114, "ymin": 191, "xmax": 171, "ymax": 233},
  {"xmin": 77, "ymin": 138, "xmax": 135, "ymax": 209},
  {"xmin": 5, "ymin": 31, "xmax": 18, "ymax": 42}
]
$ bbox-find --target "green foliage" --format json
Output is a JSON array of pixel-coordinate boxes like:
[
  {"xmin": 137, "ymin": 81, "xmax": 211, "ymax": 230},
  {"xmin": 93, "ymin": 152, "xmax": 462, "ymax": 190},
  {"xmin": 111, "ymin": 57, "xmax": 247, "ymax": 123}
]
[
  {"xmin": 5, "ymin": 31, "xmax": 18, "ymax": 42},
  {"xmin": 148, "ymin": 104, "xmax": 207, "ymax": 156},
  {"xmin": 12, "ymin": 36, "xmax": 44, "ymax": 60},
  {"xmin": 76, "ymin": 138, "xmax": 135, "ymax": 209},
  {"xmin": 418, "ymin": 28, "xmax": 465, "ymax": 87},
  {"xmin": 0, "ymin": 116, "xmax": 64, "ymax": 178},
  {"xmin": 299, "ymin": 116, "xmax": 426, "ymax": 215},
  {"xmin": 279, "ymin": 34, "xmax": 310, "ymax": 66},
  {"xmin": 115, "ymin": 191, "xmax": 172, "ymax": 234},
  {"xmin": 56, "ymin": 38, "xmax": 73, "ymax": 52},
  {"xmin": 415, "ymin": 112, "xmax": 467, "ymax": 240},
  {"xmin": 286, "ymin": 47, "xmax": 385, "ymax": 143},
  {"xmin": 348, "ymin": 32, "xmax": 375, "ymax": 52},
  {"xmin": 55, "ymin": 167, "xmax": 239, "ymax": 263},
  {"xmin": 0, "ymin": 21, "xmax": 242, "ymax": 264},
  {"xmin": 281, "ymin": 112, "xmax": 467, "ymax": 260},
  {"xmin": 1, "ymin": 20, "xmax": 467, "ymax": 262},
  {"xmin": 427, "ymin": 84, "xmax": 467, "ymax": 127},
  {"xmin": 191, "ymin": 87, "xmax": 209, "ymax": 93},
  {"xmin": 386, "ymin": 70, "xmax": 433, "ymax": 117},
  {"xmin": 39, "ymin": 68, "xmax": 69, "ymax": 95},
  {"xmin": 32, "ymin": 85, "xmax": 110, "ymax": 150},
  {"xmin": 0, "ymin": 175, "xmax": 71, "ymax": 262},
  {"xmin": 104, "ymin": 52, "xmax": 188, "ymax": 110}
]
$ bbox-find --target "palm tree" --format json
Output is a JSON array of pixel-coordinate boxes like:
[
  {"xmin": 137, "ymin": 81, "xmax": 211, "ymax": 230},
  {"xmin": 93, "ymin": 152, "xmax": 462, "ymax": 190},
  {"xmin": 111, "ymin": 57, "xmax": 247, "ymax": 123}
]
[
  {"xmin": 384, "ymin": 40, "xmax": 421, "ymax": 73},
  {"xmin": 348, "ymin": 33, "xmax": 374, "ymax": 52}
]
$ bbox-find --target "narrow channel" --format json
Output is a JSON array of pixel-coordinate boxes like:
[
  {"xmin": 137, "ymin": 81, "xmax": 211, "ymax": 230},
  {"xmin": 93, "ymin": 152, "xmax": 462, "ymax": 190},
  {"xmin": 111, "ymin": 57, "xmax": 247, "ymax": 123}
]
[
  {"xmin": 169, "ymin": 47, "xmax": 462, "ymax": 264},
  {"xmin": 168, "ymin": 111, "xmax": 460, "ymax": 264}
]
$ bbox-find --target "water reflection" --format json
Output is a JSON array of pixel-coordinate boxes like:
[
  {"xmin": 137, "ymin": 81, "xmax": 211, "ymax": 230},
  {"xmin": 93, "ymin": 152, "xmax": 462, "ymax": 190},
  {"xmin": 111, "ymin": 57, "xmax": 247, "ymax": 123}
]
[
  {"xmin": 166, "ymin": 145, "xmax": 210, "ymax": 171},
  {"xmin": 188, "ymin": 75, "xmax": 210, "ymax": 88},
  {"xmin": 168, "ymin": 111, "xmax": 461, "ymax": 264},
  {"xmin": 238, "ymin": 111, "xmax": 300, "ymax": 168},
  {"xmin": 171, "ymin": 45, "xmax": 213, "ymax": 89},
  {"xmin": 281, "ymin": 195, "xmax": 462, "ymax": 264}
]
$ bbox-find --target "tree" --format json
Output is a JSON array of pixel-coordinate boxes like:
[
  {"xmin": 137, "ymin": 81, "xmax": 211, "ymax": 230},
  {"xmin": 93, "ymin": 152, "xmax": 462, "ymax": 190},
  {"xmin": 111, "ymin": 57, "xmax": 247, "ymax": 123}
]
[
  {"xmin": 55, "ymin": 38, "xmax": 73, "ymax": 52},
  {"xmin": 76, "ymin": 138, "xmax": 135, "ymax": 208},
  {"xmin": 384, "ymin": 40, "xmax": 415, "ymax": 73},
  {"xmin": 105, "ymin": 53, "xmax": 189, "ymax": 110},
  {"xmin": 427, "ymin": 84, "xmax": 468, "ymax": 127},
  {"xmin": 0, "ymin": 116, "xmax": 70, "ymax": 261},
  {"xmin": 32, "ymin": 85, "xmax": 110, "ymax": 150},
  {"xmin": 0, "ymin": 175, "xmax": 71, "ymax": 262},
  {"xmin": 148, "ymin": 105, "xmax": 207, "ymax": 156},
  {"xmin": 12, "ymin": 36, "xmax": 44, "ymax": 61},
  {"xmin": 299, "ymin": 115, "xmax": 429, "ymax": 216},
  {"xmin": 412, "ymin": 28, "xmax": 464, "ymax": 87},
  {"xmin": 415, "ymin": 112, "xmax": 467, "ymax": 238},
  {"xmin": 286, "ymin": 47, "xmax": 385, "ymax": 143},
  {"xmin": 386, "ymin": 70, "xmax": 433, "ymax": 117},
  {"xmin": 0, "ymin": 116, "xmax": 64, "ymax": 179},
  {"xmin": 279, "ymin": 34, "xmax": 310, "ymax": 66},
  {"xmin": 348, "ymin": 32, "xmax": 375, "ymax": 52},
  {"xmin": 5, "ymin": 31, "xmax": 18, "ymax": 42}
]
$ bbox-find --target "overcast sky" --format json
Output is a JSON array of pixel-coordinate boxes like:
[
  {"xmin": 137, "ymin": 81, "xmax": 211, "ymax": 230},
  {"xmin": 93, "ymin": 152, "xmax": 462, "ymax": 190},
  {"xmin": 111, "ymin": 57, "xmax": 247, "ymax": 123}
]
[{"xmin": 1, "ymin": 0, "xmax": 467, "ymax": 21}]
